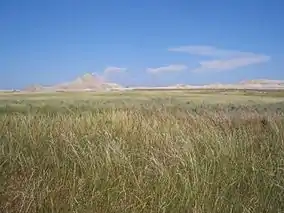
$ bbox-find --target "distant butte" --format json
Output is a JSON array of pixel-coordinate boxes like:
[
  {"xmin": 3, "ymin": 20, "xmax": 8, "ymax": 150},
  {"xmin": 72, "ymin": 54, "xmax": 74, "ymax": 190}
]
[
  {"xmin": 22, "ymin": 77, "xmax": 284, "ymax": 92},
  {"xmin": 23, "ymin": 73, "xmax": 122, "ymax": 92}
]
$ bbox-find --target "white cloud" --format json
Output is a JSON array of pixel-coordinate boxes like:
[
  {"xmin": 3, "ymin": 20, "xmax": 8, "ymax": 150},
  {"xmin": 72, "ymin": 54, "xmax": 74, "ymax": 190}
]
[
  {"xmin": 99, "ymin": 66, "xmax": 127, "ymax": 81},
  {"xmin": 169, "ymin": 45, "xmax": 270, "ymax": 72},
  {"xmin": 168, "ymin": 45, "xmax": 255, "ymax": 58},
  {"xmin": 147, "ymin": 64, "xmax": 187, "ymax": 74},
  {"xmin": 104, "ymin": 66, "xmax": 127, "ymax": 74},
  {"xmin": 193, "ymin": 55, "xmax": 270, "ymax": 72}
]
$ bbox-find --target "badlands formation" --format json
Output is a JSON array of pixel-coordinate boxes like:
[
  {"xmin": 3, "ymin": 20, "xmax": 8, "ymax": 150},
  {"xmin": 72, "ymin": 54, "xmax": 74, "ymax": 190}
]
[
  {"xmin": 24, "ymin": 73, "xmax": 122, "ymax": 92},
  {"xmin": 23, "ymin": 73, "xmax": 284, "ymax": 92},
  {"xmin": 132, "ymin": 80, "xmax": 284, "ymax": 90}
]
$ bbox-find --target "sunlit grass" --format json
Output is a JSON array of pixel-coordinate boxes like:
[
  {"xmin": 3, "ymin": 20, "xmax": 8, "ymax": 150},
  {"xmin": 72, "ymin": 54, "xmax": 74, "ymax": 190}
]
[{"xmin": 0, "ymin": 96, "xmax": 284, "ymax": 213}]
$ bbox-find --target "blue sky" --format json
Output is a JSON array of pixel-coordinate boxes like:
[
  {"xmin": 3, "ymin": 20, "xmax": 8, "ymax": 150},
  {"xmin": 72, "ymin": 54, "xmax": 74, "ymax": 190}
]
[{"xmin": 1, "ymin": 0, "xmax": 284, "ymax": 89}]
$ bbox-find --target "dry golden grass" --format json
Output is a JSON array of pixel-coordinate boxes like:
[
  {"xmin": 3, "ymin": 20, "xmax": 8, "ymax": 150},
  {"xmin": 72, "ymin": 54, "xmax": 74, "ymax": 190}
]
[{"xmin": 0, "ymin": 93, "xmax": 284, "ymax": 212}]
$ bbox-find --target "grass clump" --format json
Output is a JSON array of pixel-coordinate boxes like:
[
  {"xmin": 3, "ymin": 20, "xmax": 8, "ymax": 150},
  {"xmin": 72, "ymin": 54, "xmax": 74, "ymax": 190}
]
[{"xmin": 0, "ymin": 101, "xmax": 284, "ymax": 213}]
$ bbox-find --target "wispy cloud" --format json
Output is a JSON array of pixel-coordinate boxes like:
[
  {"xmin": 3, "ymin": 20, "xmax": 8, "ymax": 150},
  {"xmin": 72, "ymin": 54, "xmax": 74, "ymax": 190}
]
[
  {"xmin": 168, "ymin": 45, "xmax": 255, "ymax": 58},
  {"xmin": 98, "ymin": 66, "xmax": 127, "ymax": 81},
  {"xmin": 169, "ymin": 45, "xmax": 270, "ymax": 72},
  {"xmin": 104, "ymin": 66, "xmax": 127, "ymax": 74},
  {"xmin": 193, "ymin": 55, "xmax": 270, "ymax": 72},
  {"xmin": 147, "ymin": 64, "xmax": 187, "ymax": 74}
]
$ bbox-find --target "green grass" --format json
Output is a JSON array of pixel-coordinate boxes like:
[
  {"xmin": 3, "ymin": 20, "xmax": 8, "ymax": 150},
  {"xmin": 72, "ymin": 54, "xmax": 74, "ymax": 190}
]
[{"xmin": 1, "ymin": 91, "xmax": 284, "ymax": 212}]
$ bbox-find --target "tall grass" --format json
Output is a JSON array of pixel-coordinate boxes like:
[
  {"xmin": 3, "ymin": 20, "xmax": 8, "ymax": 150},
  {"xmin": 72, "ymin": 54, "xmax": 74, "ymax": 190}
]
[{"xmin": 0, "ymin": 104, "xmax": 284, "ymax": 213}]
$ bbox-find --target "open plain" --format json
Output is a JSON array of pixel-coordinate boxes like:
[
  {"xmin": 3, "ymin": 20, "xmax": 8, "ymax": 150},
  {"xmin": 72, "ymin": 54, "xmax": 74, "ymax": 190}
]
[{"xmin": 1, "ymin": 90, "xmax": 284, "ymax": 213}]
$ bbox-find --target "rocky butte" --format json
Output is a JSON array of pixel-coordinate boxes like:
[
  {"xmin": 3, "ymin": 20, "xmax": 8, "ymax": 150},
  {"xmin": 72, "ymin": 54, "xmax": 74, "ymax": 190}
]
[{"xmin": 24, "ymin": 73, "xmax": 123, "ymax": 92}]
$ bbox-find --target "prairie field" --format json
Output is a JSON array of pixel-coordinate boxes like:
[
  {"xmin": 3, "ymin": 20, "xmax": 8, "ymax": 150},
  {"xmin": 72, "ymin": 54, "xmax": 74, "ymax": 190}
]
[{"xmin": 1, "ymin": 90, "xmax": 284, "ymax": 213}]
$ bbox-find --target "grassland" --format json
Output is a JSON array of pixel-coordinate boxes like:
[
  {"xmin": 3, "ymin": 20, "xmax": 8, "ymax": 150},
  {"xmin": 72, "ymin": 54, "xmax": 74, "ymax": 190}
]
[{"xmin": 1, "ymin": 90, "xmax": 284, "ymax": 213}]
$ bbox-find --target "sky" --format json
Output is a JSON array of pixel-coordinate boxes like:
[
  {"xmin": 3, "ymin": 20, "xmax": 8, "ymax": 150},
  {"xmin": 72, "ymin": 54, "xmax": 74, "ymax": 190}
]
[{"xmin": 1, "ymin": 0, "xmax": 284, "ymax": 89}]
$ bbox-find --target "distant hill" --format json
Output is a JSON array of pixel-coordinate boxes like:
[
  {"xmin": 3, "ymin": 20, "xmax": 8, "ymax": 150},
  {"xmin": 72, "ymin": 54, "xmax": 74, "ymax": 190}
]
[
  {"xmin": 168, "ymin": 79, "xmax": 284, "ymax": 90},
  {"xmin": 23, "ymin": 73, "xmax": 123, "ymax": 92},
  {"xmin": 24, "ymin": 84, "xmax": 45, "ymax": 92},
  {"xmin": 22, "ymin": 77, "xmax": 284, "ymax": 92},
  {"xmin": 240, "ymin": 79, "xmax": 284, "ymax": 85}
]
